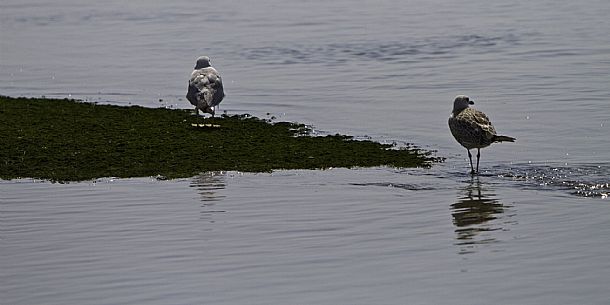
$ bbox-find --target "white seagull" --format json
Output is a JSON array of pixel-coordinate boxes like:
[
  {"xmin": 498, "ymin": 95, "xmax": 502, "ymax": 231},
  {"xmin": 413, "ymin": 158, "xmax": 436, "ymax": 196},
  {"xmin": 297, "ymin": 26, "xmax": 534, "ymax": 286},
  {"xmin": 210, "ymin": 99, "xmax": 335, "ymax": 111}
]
[
  {"xmin": 448, "ymin": 95, "xmax": 516, "ymax": 174},
  {"xmin": 186, "ymin": 56, "xmax": 225, "ymax": 116}
]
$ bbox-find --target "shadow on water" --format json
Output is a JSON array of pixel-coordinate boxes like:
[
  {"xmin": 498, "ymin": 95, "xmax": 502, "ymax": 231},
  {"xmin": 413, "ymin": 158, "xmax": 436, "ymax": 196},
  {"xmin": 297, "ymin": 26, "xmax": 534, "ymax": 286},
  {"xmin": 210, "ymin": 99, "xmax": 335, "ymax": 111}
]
[
  {"xmin": 451, "ymin": 177, "xmax": 512, "ymax": 254},
  {"xmin": 190, "ymin": 172, "xmax": 227, "ymax": 220}
]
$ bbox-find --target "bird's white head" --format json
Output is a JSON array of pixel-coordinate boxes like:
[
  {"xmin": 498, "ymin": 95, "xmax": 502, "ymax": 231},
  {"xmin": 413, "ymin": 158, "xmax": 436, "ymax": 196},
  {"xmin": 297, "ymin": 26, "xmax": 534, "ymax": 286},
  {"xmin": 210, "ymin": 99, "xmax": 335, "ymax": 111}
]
[
  {"xmin": 452, "ymin": 95, "xmax": 474, "ymax": 114},
  {"xmin": 195, "ymin": 56, "xmax": 211, "ymax": 69}
]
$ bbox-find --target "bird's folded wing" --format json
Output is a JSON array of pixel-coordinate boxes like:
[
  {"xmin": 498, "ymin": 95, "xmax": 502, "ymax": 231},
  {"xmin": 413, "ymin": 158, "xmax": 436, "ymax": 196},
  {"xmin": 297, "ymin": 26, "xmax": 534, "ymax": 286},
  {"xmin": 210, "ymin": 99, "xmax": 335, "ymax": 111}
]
[
  {"xmin": 472, "ymin": 110, "xmax": 497, "ymax": 135},
  {"xmin": 188, "ymin": 68, "xmax": 225, "ymax": 108}
]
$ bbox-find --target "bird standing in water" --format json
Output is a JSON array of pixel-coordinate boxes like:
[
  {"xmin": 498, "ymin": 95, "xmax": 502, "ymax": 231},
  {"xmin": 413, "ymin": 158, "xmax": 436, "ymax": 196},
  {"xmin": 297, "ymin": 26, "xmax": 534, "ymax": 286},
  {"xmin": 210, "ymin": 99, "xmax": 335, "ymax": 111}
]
[
  {"xmin": 186, "ymin": 56, "xmax": 225, "ymax": 117},
  {"xmin": 448, "ymin": 95, "xmax": 516, "ymax": 174}
]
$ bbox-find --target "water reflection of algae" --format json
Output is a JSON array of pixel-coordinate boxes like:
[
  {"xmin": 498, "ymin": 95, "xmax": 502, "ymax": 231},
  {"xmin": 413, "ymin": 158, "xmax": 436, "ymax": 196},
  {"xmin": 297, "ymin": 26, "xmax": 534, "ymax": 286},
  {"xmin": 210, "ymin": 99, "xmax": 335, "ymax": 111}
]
[{"xmin": 451, "ymin": 178, "xmax": 510, "ymax": 254}]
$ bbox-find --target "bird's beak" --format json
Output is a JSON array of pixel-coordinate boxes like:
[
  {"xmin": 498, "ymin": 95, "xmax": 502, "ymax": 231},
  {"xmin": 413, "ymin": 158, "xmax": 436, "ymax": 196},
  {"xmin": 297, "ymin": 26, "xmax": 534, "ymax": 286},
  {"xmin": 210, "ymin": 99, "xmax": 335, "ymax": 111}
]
[{"xmin": 469, "ymin": 100, "xmax": 474, "ymax": 105}]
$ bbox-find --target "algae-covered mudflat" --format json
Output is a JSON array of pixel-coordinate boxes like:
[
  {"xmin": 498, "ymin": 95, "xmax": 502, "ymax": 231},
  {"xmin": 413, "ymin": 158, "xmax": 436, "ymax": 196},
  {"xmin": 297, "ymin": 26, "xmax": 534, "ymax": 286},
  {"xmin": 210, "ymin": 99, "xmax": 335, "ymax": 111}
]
[{"xmin": 0, "ymin": 96, "xmax": 437, "ymax": 181}]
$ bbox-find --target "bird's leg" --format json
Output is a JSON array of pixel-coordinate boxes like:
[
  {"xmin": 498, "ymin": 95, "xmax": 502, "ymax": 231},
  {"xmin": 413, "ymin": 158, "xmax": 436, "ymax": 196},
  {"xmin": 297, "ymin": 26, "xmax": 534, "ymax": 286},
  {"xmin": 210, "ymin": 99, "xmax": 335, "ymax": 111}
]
[
  {"xmin": 467, "ymin": 149, "xmax": 475, "ymax": 174},
  {"xmin": 476, "ymin": 148, "xmax": 481, "ymax": 174}
]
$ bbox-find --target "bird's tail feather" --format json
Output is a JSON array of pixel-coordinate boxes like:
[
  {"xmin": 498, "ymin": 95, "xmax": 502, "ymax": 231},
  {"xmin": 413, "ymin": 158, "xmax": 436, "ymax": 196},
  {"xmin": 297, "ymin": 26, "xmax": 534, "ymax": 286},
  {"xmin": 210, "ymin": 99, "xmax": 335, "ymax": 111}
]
[{"xmin": 493, "ymin": 135, "xmax": 516, "ymax": 142}]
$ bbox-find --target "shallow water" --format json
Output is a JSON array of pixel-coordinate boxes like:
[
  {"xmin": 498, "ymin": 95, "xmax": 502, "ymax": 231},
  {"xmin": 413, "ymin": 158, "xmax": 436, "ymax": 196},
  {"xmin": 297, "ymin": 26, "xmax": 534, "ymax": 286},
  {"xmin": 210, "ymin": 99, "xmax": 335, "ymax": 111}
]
[
  {"xmin": 1, "ymin": 0, "xmax": 610, "ymax": 304},
  {"xmin": 3, "ymin": 167, "xmax": 610, "ymax": 304}
]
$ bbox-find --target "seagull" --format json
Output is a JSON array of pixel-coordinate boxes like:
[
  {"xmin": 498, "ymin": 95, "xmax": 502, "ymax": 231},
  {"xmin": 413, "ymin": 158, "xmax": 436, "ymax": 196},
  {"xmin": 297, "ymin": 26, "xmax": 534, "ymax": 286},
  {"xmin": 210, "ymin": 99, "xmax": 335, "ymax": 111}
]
[
  {"xmin": 448, "ymin": 95, "xmax": 516, "ymax": 174},
  {"xmin": 186, "ymin": 56, "xmax": 225, "ymax": 117}
]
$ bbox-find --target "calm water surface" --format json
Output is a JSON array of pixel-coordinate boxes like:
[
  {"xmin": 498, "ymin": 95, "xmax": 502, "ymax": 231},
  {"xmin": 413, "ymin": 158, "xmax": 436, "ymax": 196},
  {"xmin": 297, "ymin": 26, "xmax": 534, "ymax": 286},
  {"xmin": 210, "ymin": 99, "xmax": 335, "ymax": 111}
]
[{"xmin": 1, "ymin": 0, "xmax": 610, "ymax": 304}]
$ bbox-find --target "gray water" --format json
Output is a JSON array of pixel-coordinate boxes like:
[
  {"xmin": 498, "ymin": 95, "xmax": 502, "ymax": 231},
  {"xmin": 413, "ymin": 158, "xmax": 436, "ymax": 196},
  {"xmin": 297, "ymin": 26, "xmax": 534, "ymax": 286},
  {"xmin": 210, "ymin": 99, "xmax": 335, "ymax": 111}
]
[{"xmin": 1, "ymin": 0, "xmax": 610, "ymax": 304}]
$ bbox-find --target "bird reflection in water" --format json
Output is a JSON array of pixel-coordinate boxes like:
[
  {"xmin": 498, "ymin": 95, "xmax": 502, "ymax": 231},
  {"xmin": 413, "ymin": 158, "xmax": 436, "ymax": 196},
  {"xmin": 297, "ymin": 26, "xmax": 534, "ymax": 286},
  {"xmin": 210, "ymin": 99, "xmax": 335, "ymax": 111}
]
[
  {"xmin": 451, "ymin": 177, "xmax": 509, "ymax": 254},
  {"xmin": 190, "ymin": 171, "xmax": 227, "ymax": 220}
]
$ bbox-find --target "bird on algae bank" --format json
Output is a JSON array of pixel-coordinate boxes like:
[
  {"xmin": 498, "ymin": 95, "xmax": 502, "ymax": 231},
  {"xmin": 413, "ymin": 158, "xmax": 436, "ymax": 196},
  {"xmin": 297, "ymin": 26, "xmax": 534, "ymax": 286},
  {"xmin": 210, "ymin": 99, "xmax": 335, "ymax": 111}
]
[
  {"xmin": 186, "ymin": 56, "xmax": 225, "ymax": 117},
  {"xmin": 448, "ymin": 95, "xmax": 516, "ymax": 174}
]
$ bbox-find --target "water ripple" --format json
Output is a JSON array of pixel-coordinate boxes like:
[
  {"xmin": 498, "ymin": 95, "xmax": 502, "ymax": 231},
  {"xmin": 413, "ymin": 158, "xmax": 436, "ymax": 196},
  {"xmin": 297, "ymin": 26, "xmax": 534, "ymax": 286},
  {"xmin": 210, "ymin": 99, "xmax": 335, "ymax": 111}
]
[
  {"xmin": 495, "ymin": 163, "xmax": 610, "ymax": 199},
  {"xmin": 241, "ymin": 34, "xmax": 520, "ymax": 64},
  {"xmin": 350, "ymin": 182, "xmax": 435, "ymax": 191}
]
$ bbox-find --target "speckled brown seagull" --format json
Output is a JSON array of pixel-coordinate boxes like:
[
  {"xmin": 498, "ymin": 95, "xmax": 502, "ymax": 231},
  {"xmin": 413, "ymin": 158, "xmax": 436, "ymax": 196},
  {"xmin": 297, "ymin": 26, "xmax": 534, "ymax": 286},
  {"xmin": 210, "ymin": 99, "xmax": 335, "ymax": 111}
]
[
  {"xmin": 186, "ymin": 56, "xmax": 225, "ymax": 117},
  {"xmin": 448, "ymin": 95, "xmax": 515, "ymax": 174}
]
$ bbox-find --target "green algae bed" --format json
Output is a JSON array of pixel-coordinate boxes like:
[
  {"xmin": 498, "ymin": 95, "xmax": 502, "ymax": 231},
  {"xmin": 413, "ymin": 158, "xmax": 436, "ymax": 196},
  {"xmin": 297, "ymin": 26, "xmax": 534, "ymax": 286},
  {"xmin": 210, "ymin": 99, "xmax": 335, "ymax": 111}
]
[{"xmin": 0, "ymin": 96, "xmax": 438, "ymax": 181}]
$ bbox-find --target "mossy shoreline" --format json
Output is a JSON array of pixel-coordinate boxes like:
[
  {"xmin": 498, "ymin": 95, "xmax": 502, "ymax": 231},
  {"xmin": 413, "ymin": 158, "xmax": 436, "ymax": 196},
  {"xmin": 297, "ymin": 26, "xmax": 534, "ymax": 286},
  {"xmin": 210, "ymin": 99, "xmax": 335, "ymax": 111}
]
[{"xmin": 0, "ymin": 96, "xmax": 440, "ymax": 182}]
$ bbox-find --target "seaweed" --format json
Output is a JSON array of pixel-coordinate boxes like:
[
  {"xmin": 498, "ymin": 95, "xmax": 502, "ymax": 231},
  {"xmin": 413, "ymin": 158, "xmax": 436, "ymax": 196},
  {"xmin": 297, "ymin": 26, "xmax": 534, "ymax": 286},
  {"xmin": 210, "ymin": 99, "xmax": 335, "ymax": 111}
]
[{"xmin": 0, "ymin": 96, "xmax": 439, "ymax": 181}]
